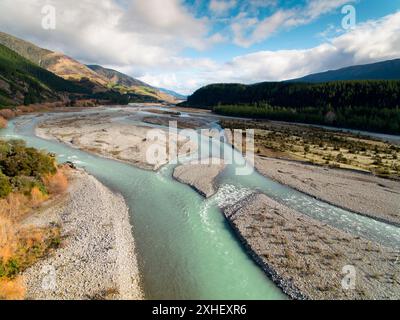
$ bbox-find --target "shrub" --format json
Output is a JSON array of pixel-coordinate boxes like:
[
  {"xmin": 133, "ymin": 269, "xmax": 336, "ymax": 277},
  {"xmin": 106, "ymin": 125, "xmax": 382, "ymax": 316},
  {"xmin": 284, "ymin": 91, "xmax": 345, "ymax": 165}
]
[
  {"xmin": 0, "ymin": 140, "xmax": 56, "ymax": 178},
  {"xmin": 0, "ymin": 171, "xmax": 12, "ymax": 198}
]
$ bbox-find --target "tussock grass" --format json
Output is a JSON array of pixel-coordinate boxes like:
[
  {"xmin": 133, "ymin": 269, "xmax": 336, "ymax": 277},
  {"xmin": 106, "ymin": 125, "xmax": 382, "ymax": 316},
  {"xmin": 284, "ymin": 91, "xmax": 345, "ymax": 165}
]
[{"xmin": 0, "ymin": 167, "xmax": 68, "ymax": 299}]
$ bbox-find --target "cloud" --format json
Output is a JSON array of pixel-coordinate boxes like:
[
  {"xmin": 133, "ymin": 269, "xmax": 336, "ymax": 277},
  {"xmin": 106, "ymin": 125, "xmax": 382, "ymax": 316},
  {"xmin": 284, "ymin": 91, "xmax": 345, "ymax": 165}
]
[
  {"xmin": 143, "ymin": 11, "xmax": 400, "ymax": 94},
  {"xmin": 209, "ymin": 0, "xmax": 237, "ymax": 16},
  {"xmin": 0, "ymin": 0, "xmax": 398, "ymax": 96},
  {"xmin": 0, "ymin": 0, "xmax": 214, "ymax": 71},
  {"xmin": 232, "ymin": 0, "xmax": 355, "ymax": 47}
]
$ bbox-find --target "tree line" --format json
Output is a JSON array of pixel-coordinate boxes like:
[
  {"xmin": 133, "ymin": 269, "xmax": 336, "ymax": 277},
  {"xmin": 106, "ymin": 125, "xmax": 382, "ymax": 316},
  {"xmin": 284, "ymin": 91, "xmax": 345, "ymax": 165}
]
[{"xmin": 183, "ymin": 81, "xmax": 400, "ymax": 134}]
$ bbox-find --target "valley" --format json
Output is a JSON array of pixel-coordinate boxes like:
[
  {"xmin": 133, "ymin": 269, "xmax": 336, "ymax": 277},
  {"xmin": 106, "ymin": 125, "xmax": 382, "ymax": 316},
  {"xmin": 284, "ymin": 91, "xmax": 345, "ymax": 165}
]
[
  {"xmin": 0, "ymin": 12, "xmax": 399, "ymax": 303},
  {"xmin": 1, "ymin": 104, "xmax": 399, "ymax": 300}
]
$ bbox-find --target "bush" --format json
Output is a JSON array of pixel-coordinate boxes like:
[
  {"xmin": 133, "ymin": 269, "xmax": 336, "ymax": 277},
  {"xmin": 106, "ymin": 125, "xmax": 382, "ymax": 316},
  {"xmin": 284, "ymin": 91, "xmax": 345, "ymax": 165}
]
[
  {"xmin": 0, "ymin": 140, "xmax": 56, "ymax": 178},
  {"xmin": 0, "ymin": 171, "xmax": 12, "ymax": 198}
]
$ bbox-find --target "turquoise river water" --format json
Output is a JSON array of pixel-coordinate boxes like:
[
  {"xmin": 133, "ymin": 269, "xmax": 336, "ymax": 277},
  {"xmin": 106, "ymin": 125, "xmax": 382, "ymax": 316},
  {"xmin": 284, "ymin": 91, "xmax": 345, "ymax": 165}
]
[{"xmin": 1, "ymin": 107, "xmax": 399, "ymax": 300}]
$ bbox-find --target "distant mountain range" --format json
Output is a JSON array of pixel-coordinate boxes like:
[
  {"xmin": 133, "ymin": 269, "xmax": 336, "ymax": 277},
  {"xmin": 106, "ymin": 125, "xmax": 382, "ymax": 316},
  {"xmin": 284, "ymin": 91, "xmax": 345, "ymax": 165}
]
[
  {"xmin": 156, "ymin": 87, "xmax": 186, "ymax": 100},
  {"xmin": 0, "ymin": 31, "xmax": 180, "ymax": 105},
  {"xmin": 289, "ymin": 59, "xmax": 400, "ymax": 82}
]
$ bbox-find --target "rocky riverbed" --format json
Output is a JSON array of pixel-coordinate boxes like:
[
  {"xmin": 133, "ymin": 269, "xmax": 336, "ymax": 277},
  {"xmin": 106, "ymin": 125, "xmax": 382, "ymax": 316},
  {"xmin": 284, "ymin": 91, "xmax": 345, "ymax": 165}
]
[
  {"xmin": 255, "ymin": 157, "xmax": 400, "ymax": 226},
  {"xmin": 23, "ymin": 169, "xmax": 143, "ymax": 300},
  {"xmin": 224, "ymin": 193, "xmax": 400, "ymax": 300},
  {"xmin": 173, "ymin": 158, "xmax": 226, "ymax": 198},
  {"xmin": 36, "ymin": 112, "xmax": 197, "ymax": 171}
]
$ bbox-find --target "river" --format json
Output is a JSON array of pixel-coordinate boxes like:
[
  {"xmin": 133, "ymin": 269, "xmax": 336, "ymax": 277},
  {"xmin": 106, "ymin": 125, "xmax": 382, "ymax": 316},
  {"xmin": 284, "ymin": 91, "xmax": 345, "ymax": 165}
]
[{"xmin": 1, "ymin": 105, "xmax": 399, "ymax": 300}]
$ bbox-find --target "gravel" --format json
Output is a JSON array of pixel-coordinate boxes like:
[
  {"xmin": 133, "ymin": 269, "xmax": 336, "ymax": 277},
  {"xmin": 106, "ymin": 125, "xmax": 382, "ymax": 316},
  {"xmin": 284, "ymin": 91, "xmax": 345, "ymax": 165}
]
[
  {"xmin": 23, "ymin": 169, "xmax": 143, "ymax": 300},
  {"xmin": 224, "ymin": 193, "xmax": 400, "ymax": 300},
  {"xmin": 255, "ymin": 157, "xmax": 400, "ymax": 226},
  {"xmin": 173, "ymin": 158, "xmax": 226, "ymax": 198}
]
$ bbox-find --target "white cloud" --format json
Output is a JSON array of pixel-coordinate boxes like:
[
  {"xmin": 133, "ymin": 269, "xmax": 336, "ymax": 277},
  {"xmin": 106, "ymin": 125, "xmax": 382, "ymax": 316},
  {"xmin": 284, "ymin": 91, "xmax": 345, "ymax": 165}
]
[
  {"xmin": 0, "ymin": 0, "xmax": 213, "ymax": 71},
  {"xmin": 143, "ymin": 12, "xmax": 400, "ymax": 94},
  {"xmin": 0, "ymin": 0, "xmax": 398, "ymax": 96},
  {"xmin": 232, "ymin": 0, "xmax": 355, "ymax": 47},
  {"xmin": 209, "ymin": 0, "xmax": 237, "ymax": 16}
]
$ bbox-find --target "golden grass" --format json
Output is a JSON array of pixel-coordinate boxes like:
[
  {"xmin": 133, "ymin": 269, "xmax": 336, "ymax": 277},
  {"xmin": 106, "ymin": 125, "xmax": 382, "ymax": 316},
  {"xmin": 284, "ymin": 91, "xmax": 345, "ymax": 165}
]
[
  {"xmin": 43, "ymin": 168, "xmax": 69, "ymax": 195},
  {"xmin": 29, "ymin": 187, "xmax": 49, "ymax": 208},
  {"xmin": 0, "ymin": 216, "xmax": 16, "ymax": 262},
  {"xmin": 0, "ymin": 168, "xmax": 68, "ymax": 300},
  {"xmin": 0, "ymin": 193, "xmax": 31, "ymax": 220},
  {"xmin": 0, "ymin": 277, "xmax": 25, "ymax": 300}
]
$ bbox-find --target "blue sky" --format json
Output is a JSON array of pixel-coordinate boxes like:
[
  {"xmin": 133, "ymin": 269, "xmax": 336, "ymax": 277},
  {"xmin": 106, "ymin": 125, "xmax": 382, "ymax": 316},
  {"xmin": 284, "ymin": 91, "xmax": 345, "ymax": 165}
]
[
  {"xmin": 183, "ymin": 0, "xmax": 400, "ymax": 61},
  {"xmin": 0, "ymin": 0, "xmax": 399, "ymax": 94}
]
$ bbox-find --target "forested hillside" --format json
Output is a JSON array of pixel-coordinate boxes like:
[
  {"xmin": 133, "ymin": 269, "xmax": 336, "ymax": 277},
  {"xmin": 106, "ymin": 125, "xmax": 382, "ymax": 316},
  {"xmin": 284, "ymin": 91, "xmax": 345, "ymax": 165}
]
[
  {"xmin": 0, "ymin": 44, "xmax": 87, "ymax": 107},
  {"xmin": 184, "ymin": 81, "xmax": 400, "ymax": 134}
]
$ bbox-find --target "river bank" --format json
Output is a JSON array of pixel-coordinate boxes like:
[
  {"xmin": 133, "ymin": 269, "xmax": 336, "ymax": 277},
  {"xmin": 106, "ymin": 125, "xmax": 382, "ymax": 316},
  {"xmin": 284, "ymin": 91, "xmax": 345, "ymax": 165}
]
[
  {"xmin": 221, "ymin": 121, "xmax": 400, "ymax": 226},
  {"xmin": 7, "ymin": 105, "xmax": 399, "ymax": 300},
  {"xmin": 255, "ymin": 157, "xmax": 400, "ymax": 226},
  {"xmin": 224, "ymin": 193, "xmax": 400, "ymax": 300},
  {"xmin": 23, "ymin": 169, "xmax": 143, "ymax": 300},
  {"xmin": 35, "ymin": 112, "xmax": 197, "ymax": 171},
  {"xmin": 173, "ymin": 158, "xmax": 226, "ymax": 198}
]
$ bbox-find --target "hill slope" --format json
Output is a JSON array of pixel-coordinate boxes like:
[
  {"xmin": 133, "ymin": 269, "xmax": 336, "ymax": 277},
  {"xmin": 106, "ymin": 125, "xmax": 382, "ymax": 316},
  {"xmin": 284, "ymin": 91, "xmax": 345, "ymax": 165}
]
[
  {"xmin": 0, "ymin": 44, "xmax": 88, "ymax": 107},
  {"xmin": 86, "ymin": 65, "xmax": 178, "ymax": 102},
  {"xmin": 0, "ymin": 32, "xmax": 108, "ymax": 92},
  {"xmin": 157, "ymin": 87, "xmax": 186, "ymax": 100},
  {"xmin": 87, "ymin": 65, "xmax": 149, "ymax": 88},
  {"xmin": 184, "ymin": 80, "xmax": 400, "ymax": 134},
  {"xmin": 289, "ymin": 59, "xmax": 400, "ymax": 83}
]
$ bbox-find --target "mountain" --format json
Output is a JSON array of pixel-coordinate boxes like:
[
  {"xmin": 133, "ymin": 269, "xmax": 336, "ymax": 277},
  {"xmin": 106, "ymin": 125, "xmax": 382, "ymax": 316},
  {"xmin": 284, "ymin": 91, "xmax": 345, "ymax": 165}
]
[
  {"xmin": 289, "ymin": 59, "xmax": 400, "ymax": 83},
  {"xmin": 157, "ymin": 87, "xmax": 186, "ymax": 101},
  {"xmin": 0, "ymin": 31, "xmax": 108, "ymax": 92},
  {"xmin": 86, "ymin": 65, "xmax": 178, "ymax": 103},
  {"xmin": 0, "ymin": 32, "xmax": 177, "ymax": 102},
  {"xmin": 0, "ymin": 44, "xmax": 88, "ymax": 107},
  {"xmin": 87, "ymin": 65, "xmax": 149, "ymax": 88}
]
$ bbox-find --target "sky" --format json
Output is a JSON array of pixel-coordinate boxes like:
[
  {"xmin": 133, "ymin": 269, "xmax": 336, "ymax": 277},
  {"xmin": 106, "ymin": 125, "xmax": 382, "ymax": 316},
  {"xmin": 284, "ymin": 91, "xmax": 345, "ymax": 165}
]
[{"xmin": 0, "ymin": 0, "xmax": 399, "ymax": 94}]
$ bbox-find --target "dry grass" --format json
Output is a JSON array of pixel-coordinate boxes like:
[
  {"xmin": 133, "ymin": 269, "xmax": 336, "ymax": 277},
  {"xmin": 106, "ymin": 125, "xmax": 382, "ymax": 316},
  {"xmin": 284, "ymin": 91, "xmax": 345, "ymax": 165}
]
[
  {"xmin": 0, "ymin": 277, "xmax": 25, "ymax": 300},
  {"xmin": 0, "ymin": 193, "xmax": 31, "ymax": 220},
  {"xmin": 0, "ymin": 216, "xmax": 16, "ymax": 262},
  {"xmin": 30, "ymin": 187, "xmax": 49, "ymax": 208},
  {"xmin": 43, "ymin": 168, "xmax": 69, "ymax": 195},
  {"xmin": 0, "ymin": 168, "xmax": 68, "ymax": 299},
  {"xmin": 221, "ymin": 119, "xmax": 400, "ymax": 178}
]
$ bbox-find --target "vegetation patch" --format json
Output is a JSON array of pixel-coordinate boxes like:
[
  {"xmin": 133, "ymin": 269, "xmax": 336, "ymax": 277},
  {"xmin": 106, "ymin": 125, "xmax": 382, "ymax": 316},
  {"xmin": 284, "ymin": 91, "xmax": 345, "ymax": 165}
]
[
  {"xmin": 220, "ymin": 119, "xmax": 400, "ymax": 178},
  {"xmin": 184, "ymin": 81, "xmax": 400, "ymax": 134},
  {"xmin": 0, "ymin": 139, "xmax": 68, "ymax": 299}
]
